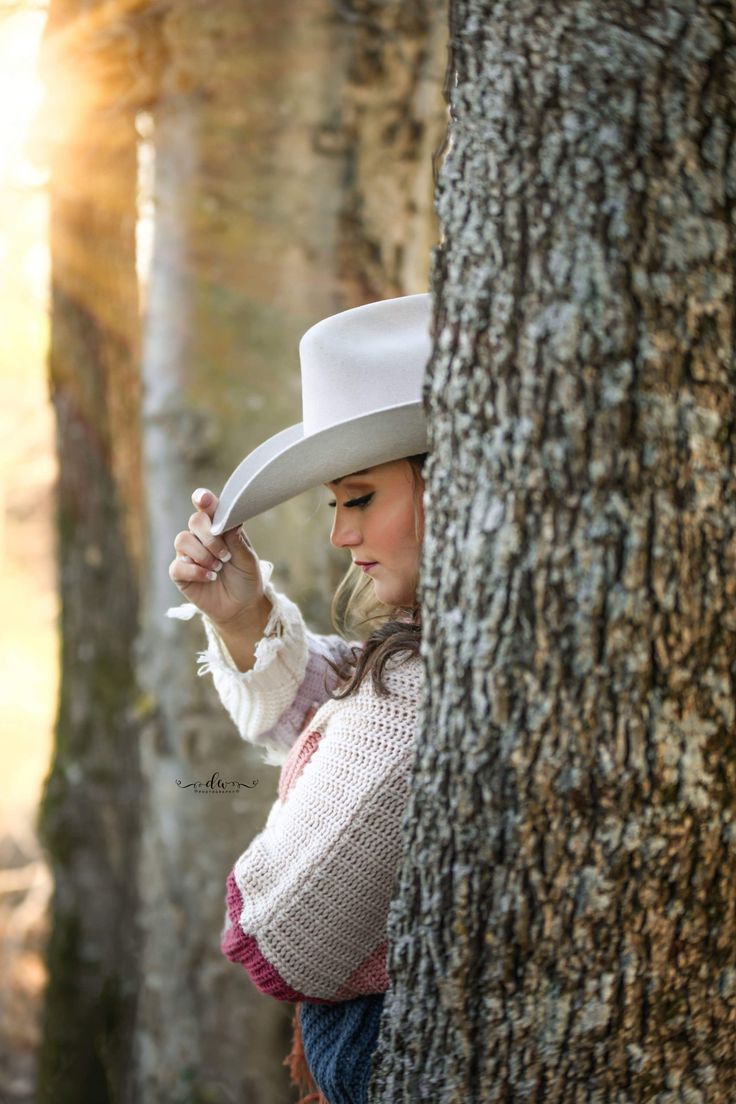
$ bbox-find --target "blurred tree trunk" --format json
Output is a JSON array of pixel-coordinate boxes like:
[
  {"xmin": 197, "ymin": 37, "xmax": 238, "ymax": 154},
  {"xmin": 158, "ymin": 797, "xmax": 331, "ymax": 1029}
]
[
  {"xmin": 371, "ymin": 2, "xmax": 736, "ymax": 1100},
  {"xmin": 35, "ymin": 3, "xmax": 148, "ymax": 1103},
  {"xmin": 336, "ymin": 0, "xmax": 449, "ymax": 301},
  {"xmin": 35, "ymin": 0, "xmax": 446, "ymax": 1102}
]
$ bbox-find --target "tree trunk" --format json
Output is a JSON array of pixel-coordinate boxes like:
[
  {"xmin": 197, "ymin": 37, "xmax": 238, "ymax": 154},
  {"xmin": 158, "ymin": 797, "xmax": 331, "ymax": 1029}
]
[
  {"xmin": 370, "ymin": 2, "xmax": 736, "ymax": 1100},
  {"xmin": 35, "ymin": 3, "xmax": 146, "ymax": 1101},
  {"xmin": 335, "ymin": 0, "xmax": 448, "ymax": 302}
]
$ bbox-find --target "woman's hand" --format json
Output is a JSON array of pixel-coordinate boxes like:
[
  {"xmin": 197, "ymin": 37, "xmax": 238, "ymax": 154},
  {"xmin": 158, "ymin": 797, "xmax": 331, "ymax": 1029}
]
[{"xmin": 169, "ymin": 488, "xmax": 266, "ymax": 628}]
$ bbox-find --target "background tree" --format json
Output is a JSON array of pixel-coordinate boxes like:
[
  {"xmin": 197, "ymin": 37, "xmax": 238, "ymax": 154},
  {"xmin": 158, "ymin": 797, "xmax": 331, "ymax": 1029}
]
[
  {"xmin": 36, "ymin": 0, "xmax": 447, "ymax": 1101},
  {"xmin": 370, "ymin": 2, "xmax": 736, "ymax": 1099},
  {"xmin": 35, "ymin": 3, "xmax": 145, "ymax": 1101}
]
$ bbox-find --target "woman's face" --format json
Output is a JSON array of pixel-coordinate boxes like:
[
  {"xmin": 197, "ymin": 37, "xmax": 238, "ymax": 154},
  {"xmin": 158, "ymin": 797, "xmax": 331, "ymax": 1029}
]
[{"xmin": 324, "ymin": 458, "xmax": 424, "ymax": 607}]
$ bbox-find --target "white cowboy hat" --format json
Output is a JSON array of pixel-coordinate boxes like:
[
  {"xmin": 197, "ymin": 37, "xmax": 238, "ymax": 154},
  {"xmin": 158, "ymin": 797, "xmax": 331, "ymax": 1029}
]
[{"xmin": 210, "ymin": 292, "xmax": 432, "ymax": 535}]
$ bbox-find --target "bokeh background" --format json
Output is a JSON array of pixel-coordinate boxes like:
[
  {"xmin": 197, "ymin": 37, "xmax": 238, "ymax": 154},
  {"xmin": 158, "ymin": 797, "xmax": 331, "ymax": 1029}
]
[
  {"xmin": 0, "ymin": 2, "xmax": 448, "ymax": 1100},
  {"xmin": 0, "ymin": 5, "xmax": 55, "ymax": 1099}
]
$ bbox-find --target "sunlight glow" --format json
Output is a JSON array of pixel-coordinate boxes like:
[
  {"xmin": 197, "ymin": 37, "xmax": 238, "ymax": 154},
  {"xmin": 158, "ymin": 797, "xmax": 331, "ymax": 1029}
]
[{"xmin": 0, "ymin": 8, "xmax": 46, "ymax": 184}]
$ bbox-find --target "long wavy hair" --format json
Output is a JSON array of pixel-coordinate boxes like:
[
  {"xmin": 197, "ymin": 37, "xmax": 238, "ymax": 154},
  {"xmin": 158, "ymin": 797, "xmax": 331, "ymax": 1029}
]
[{"xmin": 324, "ymin": 452, "xmax": 427, "ymax": 699}]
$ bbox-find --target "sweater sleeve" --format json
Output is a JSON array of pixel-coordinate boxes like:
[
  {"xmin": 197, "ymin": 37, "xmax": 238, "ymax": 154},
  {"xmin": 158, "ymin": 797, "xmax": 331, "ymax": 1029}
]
[
  {"xmin": 165, "ymin": 559, "xmax": 360, "ymax": 766},
  {"xmin": 219, "ymin": 656, "xmax": 422, "ymax": 1003}
]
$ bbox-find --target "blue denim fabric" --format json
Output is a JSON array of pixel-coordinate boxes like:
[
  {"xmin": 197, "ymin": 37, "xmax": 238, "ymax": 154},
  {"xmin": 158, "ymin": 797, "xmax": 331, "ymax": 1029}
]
[{"xmin": 299, "ymin": 993, "xmax": 386, "ymax": 1104}]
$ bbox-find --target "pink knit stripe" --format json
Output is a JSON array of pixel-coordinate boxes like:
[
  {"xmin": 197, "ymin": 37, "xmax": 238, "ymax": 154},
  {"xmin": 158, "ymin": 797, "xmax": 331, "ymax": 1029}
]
[
  {"xmin": 332, "ymin": 940, "xmax": 390, "ymax": 1000},
  {"xmin": 222, "ymin": 870, "xmax": 341, "ymax": 1004},
  {"xmin": 278, "ymin": 727, "xmax": 322, "ymax": 802}
]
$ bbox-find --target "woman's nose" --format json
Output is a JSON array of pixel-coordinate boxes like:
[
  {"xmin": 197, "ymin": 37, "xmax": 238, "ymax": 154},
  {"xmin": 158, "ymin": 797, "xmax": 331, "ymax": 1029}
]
[{"xmin": 330, "ymin": 512, "xmax": 362, "ymax": 549}]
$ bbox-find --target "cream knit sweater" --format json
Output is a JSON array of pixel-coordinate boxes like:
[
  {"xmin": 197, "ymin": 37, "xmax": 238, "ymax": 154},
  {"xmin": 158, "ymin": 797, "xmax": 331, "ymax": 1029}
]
[{"xmin": 166, "ymin": 560, "xmax": 422, "ymax": 1002}]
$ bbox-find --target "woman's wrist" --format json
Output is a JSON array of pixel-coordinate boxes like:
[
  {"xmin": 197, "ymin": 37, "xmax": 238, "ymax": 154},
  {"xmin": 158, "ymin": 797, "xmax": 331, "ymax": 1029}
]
[{"xmin": 210, "ymin": 595, "xmax": 274, "ymax": 673}]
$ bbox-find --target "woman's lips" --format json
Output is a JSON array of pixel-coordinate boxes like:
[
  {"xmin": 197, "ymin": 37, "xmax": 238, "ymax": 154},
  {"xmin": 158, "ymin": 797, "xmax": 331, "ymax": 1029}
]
[{"xmin": 356, "ymin": 561, "xmax": 378, "ymax": 572}]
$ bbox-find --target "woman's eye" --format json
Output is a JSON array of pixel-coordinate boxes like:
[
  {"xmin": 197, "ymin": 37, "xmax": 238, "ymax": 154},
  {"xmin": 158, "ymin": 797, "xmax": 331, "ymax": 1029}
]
[{"xmin": 327, "ymin": 493, "xmax": 373, "ymax": 509}]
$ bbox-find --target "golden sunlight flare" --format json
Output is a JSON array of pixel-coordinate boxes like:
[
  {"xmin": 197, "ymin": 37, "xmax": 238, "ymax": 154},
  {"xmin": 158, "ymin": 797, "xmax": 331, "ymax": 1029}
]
[
  {"xmin": 0, "ymin": 13, "xmax": 55, "ymax": 1095},
  {"xmin": 0, "ymin": 7, "xmax": 47, "ymax": 185}
]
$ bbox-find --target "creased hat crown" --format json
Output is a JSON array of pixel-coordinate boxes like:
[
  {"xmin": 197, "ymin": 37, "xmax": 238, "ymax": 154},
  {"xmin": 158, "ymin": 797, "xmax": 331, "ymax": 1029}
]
[{"xmin": 299, "ymin": 293, "xmax": 432, "ymax": 435}]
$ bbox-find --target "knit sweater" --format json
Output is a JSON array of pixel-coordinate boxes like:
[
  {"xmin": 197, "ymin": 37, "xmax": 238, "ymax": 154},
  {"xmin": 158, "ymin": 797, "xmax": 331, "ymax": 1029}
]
[{"xmin": 166, "ymin": 559, "xmax": 422, "ymax": 1004}]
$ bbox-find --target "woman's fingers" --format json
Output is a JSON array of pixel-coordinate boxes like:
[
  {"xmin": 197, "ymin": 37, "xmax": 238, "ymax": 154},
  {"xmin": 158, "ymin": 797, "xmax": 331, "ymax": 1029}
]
[
  {"xmin": 168, "ymin": 555, "xmax": 220, "ymax": 584},
  {"xmin": 192, "ymin": 487, "xmax": 218, "ymax": 515},
  {"xmin": 187, "ymin": 505, "xmax": 230, "ymax": 565},
  {"xmin": 191, "ymin": 488, "xmax": 243, "ymax": 542},
  {"xmin": 173, "ymin": 530, "xmax": 227, "ymax": 574},
  {"xmin": 175, "ymin": 487, "xmax": 259, "ymax": 589},
  {"xmin": 169, "ymin": 488, "xmax": 263, "ymax": 617},
  {"xmin": 188, "ymin": 489, "xmax": 232, "ymax": 563}
]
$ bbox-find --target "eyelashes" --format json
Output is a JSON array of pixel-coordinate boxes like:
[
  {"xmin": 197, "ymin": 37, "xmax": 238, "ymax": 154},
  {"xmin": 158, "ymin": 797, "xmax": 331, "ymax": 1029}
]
[{"xmin": 327, "ymin": 493, "xmax": 374, "ymax": 509}]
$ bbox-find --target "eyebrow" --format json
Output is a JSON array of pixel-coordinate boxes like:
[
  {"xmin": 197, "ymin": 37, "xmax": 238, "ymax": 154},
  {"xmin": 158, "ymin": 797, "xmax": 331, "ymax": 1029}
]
[{"xmin": 326, "ymin": 469, "xmax": 371, "ymax": 486}]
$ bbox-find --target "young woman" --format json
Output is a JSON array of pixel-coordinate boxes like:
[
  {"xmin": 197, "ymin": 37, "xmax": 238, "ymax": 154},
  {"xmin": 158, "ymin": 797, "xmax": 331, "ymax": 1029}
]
[{"xmin": 167, "ymin": 295, "xmax": 431, "ymax": 1103}]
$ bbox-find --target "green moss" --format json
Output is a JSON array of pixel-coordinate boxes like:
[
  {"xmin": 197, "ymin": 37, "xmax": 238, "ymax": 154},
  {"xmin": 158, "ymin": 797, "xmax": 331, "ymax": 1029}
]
[
  {"xmin": 36, "ymin": 911, "xmax": 110, "ymax": 1103},
  {"xmin": 172, "ymin": 1067, "xmax": 229, "ymax": 1104},
  {"xmin": 36, "ymin": 907, "xmax": 136, "ymax": 1103}
]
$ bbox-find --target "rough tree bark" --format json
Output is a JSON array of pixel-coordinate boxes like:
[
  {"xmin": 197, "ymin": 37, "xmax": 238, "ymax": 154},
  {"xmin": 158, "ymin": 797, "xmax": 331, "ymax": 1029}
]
[{"xmin": 370, "ymin": 2, "xmax": 736, "ymax": 1101}]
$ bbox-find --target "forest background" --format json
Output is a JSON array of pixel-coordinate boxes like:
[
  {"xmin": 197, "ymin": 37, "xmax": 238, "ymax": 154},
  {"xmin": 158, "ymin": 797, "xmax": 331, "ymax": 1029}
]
[
  {"xmin": 2, "ymin": 1, "xmax": 734, "ymax": 1102},
  {"xmin": 0, "ymin": 1, "xmax": 448, "ymax": 1100}
]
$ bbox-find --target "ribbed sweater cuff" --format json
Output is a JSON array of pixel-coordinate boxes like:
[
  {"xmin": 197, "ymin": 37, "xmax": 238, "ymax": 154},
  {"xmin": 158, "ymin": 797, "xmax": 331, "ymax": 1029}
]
[{"xmin": 165, "ymin": 560, "xmax": 309, "ymax": 742}]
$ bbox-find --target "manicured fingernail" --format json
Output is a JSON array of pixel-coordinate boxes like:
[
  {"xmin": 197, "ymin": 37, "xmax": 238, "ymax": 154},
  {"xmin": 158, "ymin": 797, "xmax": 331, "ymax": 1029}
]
[
  {"xmin": 206, "ymin": 570, "xmax": 217, "ymax": 581},
  {"xmin": 218, "ymin": 550, "xmax": 231, "ymax": 562},
  {"xmin": 212, "ymin": 559, "xmax": 223, "ymax": 571},
  {"xmin": 194, "ymin": 488, "xmax": 209, "ymax": 505}
]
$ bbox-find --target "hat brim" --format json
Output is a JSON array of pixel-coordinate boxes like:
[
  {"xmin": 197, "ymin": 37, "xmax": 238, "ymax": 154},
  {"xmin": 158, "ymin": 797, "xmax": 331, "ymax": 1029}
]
[{"xmin": 210, "ymin": 401, "xmax": 427, "ymax": 535}]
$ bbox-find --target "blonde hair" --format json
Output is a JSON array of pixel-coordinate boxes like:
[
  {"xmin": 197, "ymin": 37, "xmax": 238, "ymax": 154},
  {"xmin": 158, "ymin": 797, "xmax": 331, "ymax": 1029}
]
[{"xmin": 324, "ymin": 453, "xmax": 427, "ymax": 698}]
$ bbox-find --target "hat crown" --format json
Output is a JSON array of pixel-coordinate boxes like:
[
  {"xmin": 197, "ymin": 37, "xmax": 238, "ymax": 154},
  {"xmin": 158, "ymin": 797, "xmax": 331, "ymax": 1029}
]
[
  {"xmin": 299, "ymin": 293, "xmax": 431, "ymax": 436},
  {"xmin": 211, "ymin": 293, "xmax": 431, "ymax": 534}
]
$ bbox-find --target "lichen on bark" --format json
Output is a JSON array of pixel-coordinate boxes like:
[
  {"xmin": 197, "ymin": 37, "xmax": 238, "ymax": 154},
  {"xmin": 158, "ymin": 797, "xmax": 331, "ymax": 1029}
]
[{"xmin": 370, "ymin": 2, "xmax": 736, "ymax": 1100}]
